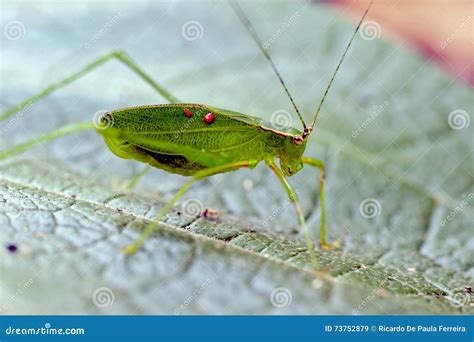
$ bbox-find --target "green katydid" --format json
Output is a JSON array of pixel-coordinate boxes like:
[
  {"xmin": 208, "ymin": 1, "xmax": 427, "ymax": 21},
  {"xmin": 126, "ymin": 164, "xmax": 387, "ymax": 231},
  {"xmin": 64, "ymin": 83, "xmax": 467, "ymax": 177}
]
[{"xmin": 1, "ymin": 1, "xmax": 373, "ymax": 267}]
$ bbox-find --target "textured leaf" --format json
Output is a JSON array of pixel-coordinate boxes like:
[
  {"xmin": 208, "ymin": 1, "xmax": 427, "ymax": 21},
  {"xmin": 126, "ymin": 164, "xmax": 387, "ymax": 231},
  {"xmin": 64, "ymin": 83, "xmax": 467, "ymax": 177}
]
[{"xmin": 1, "ymin": 0, "xmax": 472, "ymax": 314}]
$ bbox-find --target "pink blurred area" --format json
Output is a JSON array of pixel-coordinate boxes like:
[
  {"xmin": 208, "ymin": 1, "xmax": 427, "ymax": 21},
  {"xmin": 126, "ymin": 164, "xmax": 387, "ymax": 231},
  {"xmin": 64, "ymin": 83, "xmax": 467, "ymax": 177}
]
[{"xmin": 323, "ymin": 0, "xmax": 474, "ymax": 87}]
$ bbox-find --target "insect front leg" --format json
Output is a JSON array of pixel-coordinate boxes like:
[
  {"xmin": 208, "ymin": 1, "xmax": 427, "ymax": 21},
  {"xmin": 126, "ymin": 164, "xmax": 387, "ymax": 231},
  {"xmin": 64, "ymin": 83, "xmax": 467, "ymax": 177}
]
[
  {"xmin": 123, "ymin": 160, "xmax": 258, "ymax": 255},
  {"xmin": 301, "ymin": 157, "xmax": 340, "ymax": 251},
  {"xmin": 265, "ymin": 160, "xmax": 318, "ymax": 269}
]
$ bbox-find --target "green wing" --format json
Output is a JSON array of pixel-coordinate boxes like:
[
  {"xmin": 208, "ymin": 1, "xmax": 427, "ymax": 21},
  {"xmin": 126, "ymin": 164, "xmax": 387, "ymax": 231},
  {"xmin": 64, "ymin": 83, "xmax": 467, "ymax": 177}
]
[{"xmin": 99, "ymin": 104, "xmax": 273, "ymax": 175}]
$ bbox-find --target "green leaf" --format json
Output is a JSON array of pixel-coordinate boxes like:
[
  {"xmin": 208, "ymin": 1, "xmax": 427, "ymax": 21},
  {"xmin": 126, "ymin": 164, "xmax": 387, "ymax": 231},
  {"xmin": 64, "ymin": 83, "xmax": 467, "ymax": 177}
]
[{"xmin": 1, "ymin": 1, "xmax": 472, "ymax": 314}]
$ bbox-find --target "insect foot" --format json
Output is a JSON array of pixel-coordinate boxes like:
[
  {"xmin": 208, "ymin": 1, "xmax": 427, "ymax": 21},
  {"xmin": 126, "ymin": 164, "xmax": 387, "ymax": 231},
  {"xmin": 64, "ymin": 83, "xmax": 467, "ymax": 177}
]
[
  {"xmin": 122, "ymin": 243, "xmax": 139, "ymax": 255},
  {"xmin": 320, "ymin": 238, "xmax": 342, "ymax": 251}
]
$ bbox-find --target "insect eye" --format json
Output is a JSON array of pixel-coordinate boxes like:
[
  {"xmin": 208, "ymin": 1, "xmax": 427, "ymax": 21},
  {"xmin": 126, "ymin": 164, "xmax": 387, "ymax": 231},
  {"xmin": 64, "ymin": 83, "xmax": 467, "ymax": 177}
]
[{"xmin": 293, "ymin": 136, "xmax": 303, "ymax": 145}]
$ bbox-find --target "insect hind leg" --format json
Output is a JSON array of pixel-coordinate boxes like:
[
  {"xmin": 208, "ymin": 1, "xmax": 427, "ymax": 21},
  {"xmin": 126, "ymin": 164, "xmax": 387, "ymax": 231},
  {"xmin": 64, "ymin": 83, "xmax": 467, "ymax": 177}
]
[
  {"xmin": 1, "ymin": 51, "xmax": 179, "ymax": 188},
  {"xmin": 1, "ymin": 50, "xmax": 180, "ymax": 124}
]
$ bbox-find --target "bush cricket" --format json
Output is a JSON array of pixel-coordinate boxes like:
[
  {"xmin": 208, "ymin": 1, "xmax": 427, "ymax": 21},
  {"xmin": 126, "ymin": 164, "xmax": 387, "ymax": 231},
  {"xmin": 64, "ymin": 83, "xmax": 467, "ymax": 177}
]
[{"xmin": 1, "ymin": 1, "xmax": 374, "ymax": 267}]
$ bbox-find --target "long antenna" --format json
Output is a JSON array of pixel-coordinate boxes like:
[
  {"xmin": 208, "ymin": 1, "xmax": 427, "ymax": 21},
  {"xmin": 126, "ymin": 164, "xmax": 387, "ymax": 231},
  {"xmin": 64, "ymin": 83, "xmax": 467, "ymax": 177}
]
[
  {"xmin": 230, "ymin": 0, "xmax": 307, "ymax": 131},
  {"xmin": 307, "ymin": 0, "xmax": 374, "ymax": 137}
]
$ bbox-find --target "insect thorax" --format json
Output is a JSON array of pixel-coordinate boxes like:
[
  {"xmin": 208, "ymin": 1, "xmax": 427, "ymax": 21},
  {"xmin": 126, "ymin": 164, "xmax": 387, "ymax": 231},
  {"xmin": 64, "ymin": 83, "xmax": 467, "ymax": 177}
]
[{"xmin": 277, "ymin": 134, "xmax": 307, "ymax": 176}]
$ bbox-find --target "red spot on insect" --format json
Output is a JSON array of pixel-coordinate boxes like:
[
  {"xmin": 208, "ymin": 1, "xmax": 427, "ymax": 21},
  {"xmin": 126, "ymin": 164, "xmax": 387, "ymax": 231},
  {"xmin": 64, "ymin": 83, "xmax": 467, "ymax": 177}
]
[
  {"xmin": 184, "ymin": 109, "xmax": 192, "ymax": 118},
  {"xmin": 204, "ymin": 112, "xmax": 214, "ymax": 124}
]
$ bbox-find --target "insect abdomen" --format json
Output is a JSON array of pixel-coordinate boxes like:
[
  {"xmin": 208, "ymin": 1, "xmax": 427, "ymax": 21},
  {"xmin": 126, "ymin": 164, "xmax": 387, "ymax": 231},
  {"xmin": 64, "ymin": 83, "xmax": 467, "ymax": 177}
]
[{"xmin": 134, "ymin": 146, "xmax": 206, "ymax": 176}]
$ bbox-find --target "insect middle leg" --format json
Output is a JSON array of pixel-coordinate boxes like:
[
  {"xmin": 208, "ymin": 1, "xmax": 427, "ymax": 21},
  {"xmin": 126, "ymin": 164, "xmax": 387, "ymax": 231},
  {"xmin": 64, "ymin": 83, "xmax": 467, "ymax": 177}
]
[
  {"xmin": 265, "ymin": 160, "xmax": 318, "ymax": 269},
  {"xmin": 301, "ymin": 156, "xmax": 339, "ymax": 251},
  {"xmin": 123, "ymin": 160, "xmax": 258, "ymax": 255}
]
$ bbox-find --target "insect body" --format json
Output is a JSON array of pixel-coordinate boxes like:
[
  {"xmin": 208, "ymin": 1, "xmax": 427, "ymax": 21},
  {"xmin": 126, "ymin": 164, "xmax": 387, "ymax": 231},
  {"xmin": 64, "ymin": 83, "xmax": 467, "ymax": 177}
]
[
  {"xmin": 99, "ymin": 104, "xmax": 305, "ymax": 177},
  {"xmin": 1, "ymin": 1, "xmax": 374, "ymax": 268},
  {"xmin": 98, "ymin": 102, "xmax": 325, "ymax": 261}
]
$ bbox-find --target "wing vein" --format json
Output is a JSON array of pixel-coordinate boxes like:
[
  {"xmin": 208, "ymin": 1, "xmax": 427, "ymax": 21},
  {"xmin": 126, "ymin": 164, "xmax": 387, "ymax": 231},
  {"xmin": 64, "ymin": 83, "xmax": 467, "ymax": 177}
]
[
  {"xmin": 210, "ymin": 135, "xmax": 260, "ymax": 153},
  {"xmin": 129, "ymin": 126, "xmax": 255, "ymax": 135}
]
